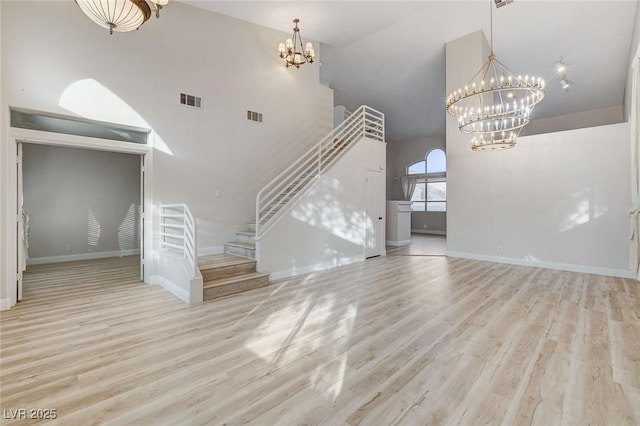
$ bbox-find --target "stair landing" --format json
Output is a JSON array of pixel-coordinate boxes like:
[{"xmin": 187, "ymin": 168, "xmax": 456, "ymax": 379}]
[{"xmin": 198, "ymin": 253, "xmax": 268, "ymax": 301}]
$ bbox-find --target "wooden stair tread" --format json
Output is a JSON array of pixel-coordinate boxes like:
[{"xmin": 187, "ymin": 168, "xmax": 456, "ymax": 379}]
[
  {"xmin": 224, "ymin": 241, "xmax": 255, "ymax": 250},
  {"xmin": 204, "ymin": 271, "xmax": 269, "ymax": 288},
  {"xmin": 198, "ymin": 253, "xmax": 255, "ymax": 269}
]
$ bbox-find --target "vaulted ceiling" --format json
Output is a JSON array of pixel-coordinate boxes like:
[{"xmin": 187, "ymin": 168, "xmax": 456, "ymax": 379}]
[{"xmin": 182, "ymin": 1, "xmax": 638, "ymax": 143}]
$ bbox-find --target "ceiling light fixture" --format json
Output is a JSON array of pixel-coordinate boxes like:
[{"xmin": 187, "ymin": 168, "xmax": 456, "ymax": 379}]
[
  {"xmin": 76, "ymin": 0, "xmax": 168, "ymax": 35},
  {"xmin": 561, "ymin": 77, "xmax": 570, "ymax": 91},
  {"xmin": 445, "ymin": 0, "xmax": 545, "ymax": 151},
  {"xmin": 278, "ymin": 19, "xmax": 315, "ymax": 69},
  {"xmin": 556, "ymin": 57, "xmax": 567, "ymax": 74}
]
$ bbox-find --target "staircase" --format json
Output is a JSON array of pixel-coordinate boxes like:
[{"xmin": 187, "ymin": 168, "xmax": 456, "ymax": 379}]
[
  {"xmin": 157, "ymin": 106, "xmax": 384, "ymax": 304},
  {"xmin": 255, "ymin": 106, "xmax": 384, "ymax": 239},
  {"xmin": 221, "ymin": 139, "xmax": 350, "ymax": 259},
  {"xmin": 224, "ymin": 220, "xmax": 258, "ymax": 259},
  {"xmin": 198, "ymin": 252, "xmax": 269, "ymax": 301}
]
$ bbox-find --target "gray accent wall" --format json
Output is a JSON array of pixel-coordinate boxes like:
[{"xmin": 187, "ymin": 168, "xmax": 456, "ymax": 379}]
[{"xmin": 22, "ymin": 144, "xmax": 140, "ymax": 260}]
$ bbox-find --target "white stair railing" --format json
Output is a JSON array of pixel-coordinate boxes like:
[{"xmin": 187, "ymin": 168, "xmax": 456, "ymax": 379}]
[
  {"xmin": 160, "ymin": 203, "xmax": 197, "ymax": 278},
  {"xmin": 255, "ymin": 105, "xmax": 384, "ymax": 239}
]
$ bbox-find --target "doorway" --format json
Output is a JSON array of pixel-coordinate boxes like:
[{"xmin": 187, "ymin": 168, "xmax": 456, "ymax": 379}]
[
  {"xmin": 5, "ymin": 125, "xmax": 151, "ymax": 309},
  {"xmin": 17, "ymin": 143, "xmax": 145, "ymax": 302},
  {"xmin": 18, "ymin": 143, "xmax": 143, "ymax": 301}
]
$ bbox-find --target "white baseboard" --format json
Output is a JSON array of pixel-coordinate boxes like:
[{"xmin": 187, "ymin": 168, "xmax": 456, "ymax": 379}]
[
  {"xmin": 0, "ymin": 298, "xmax": 11, "ymax": 311},
  {"xmin": 446, "ymin": 251, "xmax": 636, "ymax": 279},
  {"xmin": 28, "ymin": 249, "xmax": 140, "ymax": 266},
  {"xmin": 411, "ymin": 229, "xmax": 446, "ymax": 236},
  {"xmin": 151, "ymin": 275, "xmax": 189, "ymax": 303},
  {"xmin": 198, "ymin": 245, "xmax": 225, "ymax": 256},
  {"xmin": 386, "ymin": 240, "xmax": 411, "ymax": 247},
  {"xmin": 268, "ymin": 255, "xmax": 365, "ymax": 281}
]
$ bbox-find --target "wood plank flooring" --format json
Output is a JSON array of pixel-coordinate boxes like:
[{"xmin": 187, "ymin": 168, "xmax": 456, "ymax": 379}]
[
  {"xmin": 1, "ymin": 241, "xmax": 639, "ymax": 425},
  {"xmin": 386, "ymin": 234, "xmax": 447, "ymax": 256}
]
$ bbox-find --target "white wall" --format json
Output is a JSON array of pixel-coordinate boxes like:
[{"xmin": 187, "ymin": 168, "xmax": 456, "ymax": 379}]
[
  {"xmin": 625, "ymin": 0, "xmax": 640, "ymax": 120},
  {"xmin": 0, "ymin": 1, "xmax": 333, "ymax": 306},
  {"xmin": 258, "ymin": 137, "xmax": 386, "ymax": 278},
  {"xmin": 22, "ymin": 144, "xmax": 140, "ymax": 263},
  {"xmin": 446, "ymin": 31, "xmax": 632, "ymax": 277},
  {"xmin": 1, "ymin": 1, "xmax": 333, "ymax": 306},
  {"xmin": 525, "ymin": 105, "xmax": 624, "ymax": 136},
  {"xmin": 0, "ymin": 1, "xmax": 5, "ymax": 310},
  {"xmin": 411, "ymin": 212, "xmax": 446, "ymax": 235},
  {"xmin": 1, "ymin": 1, "xmax": 333, "ymax": 251}
]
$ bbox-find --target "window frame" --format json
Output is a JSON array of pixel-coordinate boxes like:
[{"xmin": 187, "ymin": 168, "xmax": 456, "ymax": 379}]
[{"xmin": 406, "ymin": 148, "xmax": 447, "ymax": 212}]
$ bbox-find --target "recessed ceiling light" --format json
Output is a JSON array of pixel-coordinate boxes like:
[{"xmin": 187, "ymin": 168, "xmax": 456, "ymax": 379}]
[{"xmin": 561, "ymin": 78, "xmax": 570, "ymax": 91}]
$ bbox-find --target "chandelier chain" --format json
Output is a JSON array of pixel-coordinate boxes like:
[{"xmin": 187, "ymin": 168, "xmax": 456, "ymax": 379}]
[{"xmin": 490, "ymin": 0, "xmax": 494, "ymax": 55}]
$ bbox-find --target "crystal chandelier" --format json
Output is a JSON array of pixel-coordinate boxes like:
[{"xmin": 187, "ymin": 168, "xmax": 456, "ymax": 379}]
[
  {"xmin": 278, "ymin": 19, "xmax": 316, "ymax": 69},
  {"xmin": 446, "ymin": 0, "xmax": 545, "ymax": 151},
  {"xmin": 76, "ymin": 0, "xmax": 168, "ymax": 35}
]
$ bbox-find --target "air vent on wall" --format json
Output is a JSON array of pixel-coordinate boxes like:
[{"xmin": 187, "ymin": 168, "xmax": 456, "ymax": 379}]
[
  {"xmin": 494, "ymin": 0, "xmax": 514, "ymax": 8},
  {"xmin": 247, "ymin": 110, "xmax": 263, "ymax": 123},
  {"xmin": 180, "ymin": 93, "xmax": 202, "ymax": 109}
]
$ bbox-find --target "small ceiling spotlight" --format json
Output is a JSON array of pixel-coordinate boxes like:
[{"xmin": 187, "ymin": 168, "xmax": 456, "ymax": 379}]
[
  {"xmin": 556, "ymin": 57, "xmax": 567, "ymax": 74},
  {"xmin": 561, "ymin": 77, "xmax": 570, "ymax": 91}
]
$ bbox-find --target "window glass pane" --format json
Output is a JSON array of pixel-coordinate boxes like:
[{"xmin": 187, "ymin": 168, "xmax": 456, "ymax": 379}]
[
  {"xmin": 426, "ymin": 202, "xmax": 446, "ymax": 212},
  {"xmin": 407, "ymin": 160, "xmax": 425, "ymax": 175},
  {"xmin": 411, "ymin": 202, "xmax": 426, "ymax": 211},
  {"xmin": 10, "ymin": 109, "xmax": 149, "ymax": 144},
  {"xmin": 426, "ymin": 182, "xmax": 446, "ymax": 201},
  {"xmin": 426, "ymin": 149, "xmax": 446, "ymax": 173},
  {"xmin": 411, "ymin": 182, "xmax": 426, "ymax": 201}
]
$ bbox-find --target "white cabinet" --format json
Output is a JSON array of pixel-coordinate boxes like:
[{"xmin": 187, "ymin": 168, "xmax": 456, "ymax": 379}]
[{"xmin": 386, "ymin": 201, "xmax": 411, "ymax": 246}]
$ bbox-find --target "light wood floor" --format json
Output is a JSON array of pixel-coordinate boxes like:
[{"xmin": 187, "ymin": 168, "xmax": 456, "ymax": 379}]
[
  {"xmin": 386, "ymin": 234, "xmax": 447, "ymax": 256},
  {"xmin": 1, "ymin": 242, "xmax": 639, "ymax": 425}
]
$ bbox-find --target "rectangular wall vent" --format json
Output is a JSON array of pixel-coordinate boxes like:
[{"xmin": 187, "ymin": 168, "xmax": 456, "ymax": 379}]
[
  {"xmin": 247, "ymin": 110, "xmax": 263, "ymax": 123},
  {"xmin": 494, "ymin": 0, "xmax": 514, "ymax": 8},
  {"xmin": 180, "ymin": 93, "xmax": 202, "ymax": 109}
]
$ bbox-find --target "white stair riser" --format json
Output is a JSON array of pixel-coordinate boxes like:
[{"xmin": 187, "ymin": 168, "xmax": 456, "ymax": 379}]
[
  {"xmin": 235, "ymin": 232, "xmax": 256, "ymax": 243},
  {"xmin": 224, "ymin": 244, "xmax": 255, "ymax": 259}
]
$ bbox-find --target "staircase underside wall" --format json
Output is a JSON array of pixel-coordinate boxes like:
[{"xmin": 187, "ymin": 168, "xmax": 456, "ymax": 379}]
[{"xmin": 258, "ymin": 137, "xmax": 386, "ymax": 279}]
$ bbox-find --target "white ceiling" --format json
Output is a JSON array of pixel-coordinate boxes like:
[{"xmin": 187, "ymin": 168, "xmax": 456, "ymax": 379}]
[{"xmin": 181, "ymin": 1, "xmax": 638, "ymax": 142}]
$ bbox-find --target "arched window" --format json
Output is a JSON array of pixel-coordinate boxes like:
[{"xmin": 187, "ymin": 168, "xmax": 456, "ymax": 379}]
[
  {"xmin": 426, "ymin": 149, "xmax": 446, "ymax": 173},
  {"xmin": 407, "ymin": 160, "xmax": 425, "ymax": 175},
  {"xmin": 406, "ymin": 148, "xmax": 446, "ymax": 212}
]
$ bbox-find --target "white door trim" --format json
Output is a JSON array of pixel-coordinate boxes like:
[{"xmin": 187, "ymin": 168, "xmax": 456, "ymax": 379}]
[{"xmin": 2, "ymin": 126, "xmax": 153, "ymax": 310}]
